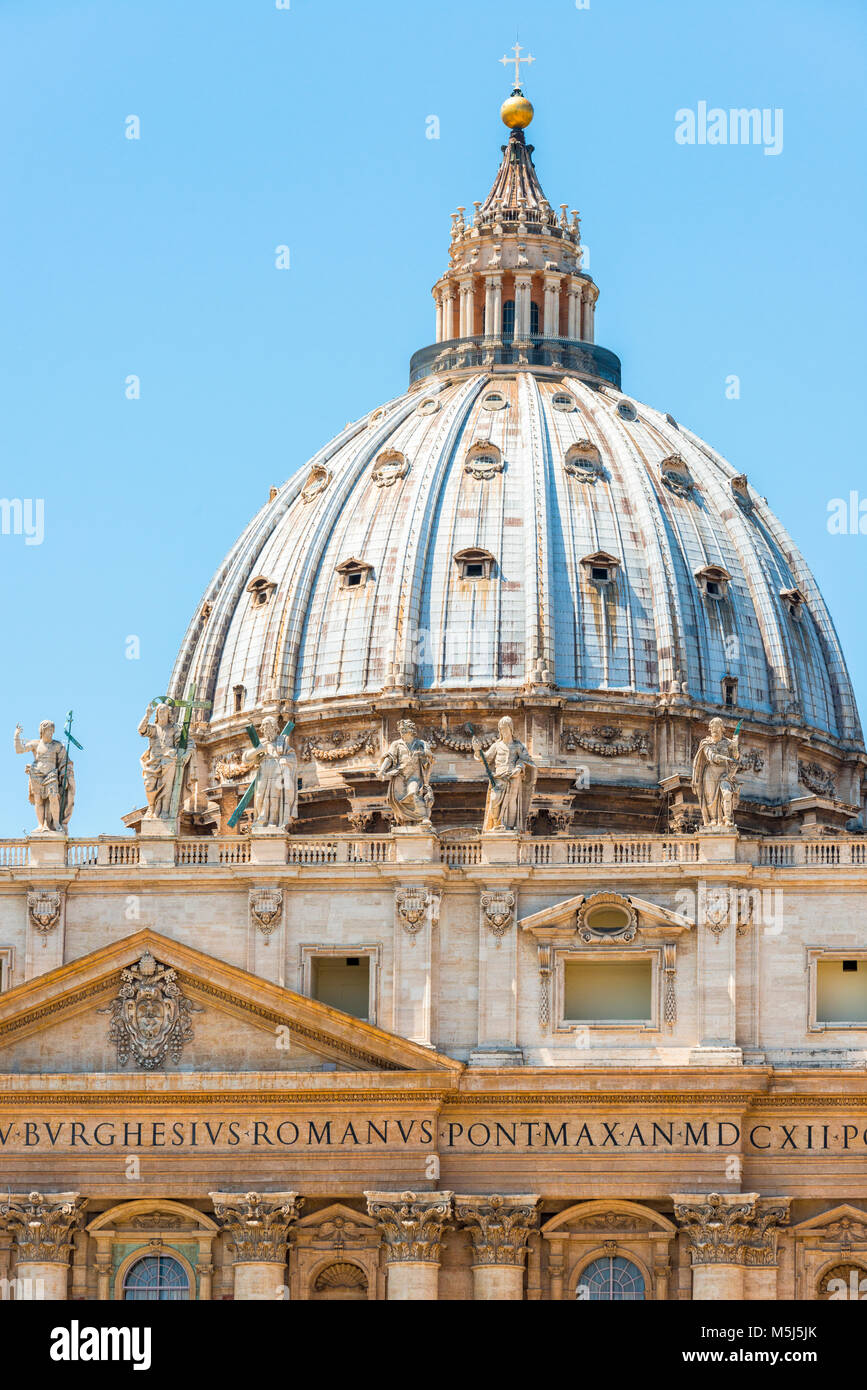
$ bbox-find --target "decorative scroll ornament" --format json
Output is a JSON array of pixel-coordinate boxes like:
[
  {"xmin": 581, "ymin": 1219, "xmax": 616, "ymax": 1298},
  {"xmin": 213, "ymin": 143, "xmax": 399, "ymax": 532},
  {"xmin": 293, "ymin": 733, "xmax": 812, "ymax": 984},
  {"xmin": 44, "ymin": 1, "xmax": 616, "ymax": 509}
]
[
  {"xmin": 538, "ymin": 944, "xmax": 553, "ymax": 1031},
  {"xmin": 0, "ymin": 1192, "xmax": 86, "ymax": 1264},
  {"xmin": 100, "ymin": 952, "xmax": 199, "ymax": 1070},
  {"xmin": 301, "ymin": 465, "xmax": 332, "ymax": 504},
  {"xmin": 798, "ymin": 759, "xmax": 837, "ymax": 799},
  {"xmin": 365, "ymin": 1191, "xmax": 453, "ymax": 1264},
  {"xmin": 250, "ymin": 887, "xmax": 283, "ymax": 942},
  {"xmin": 663, "ymin": 943, "xmax": 677, "ymax": 1028},
  {"xmin": 454, "ymin": 1195, "xmax": 540, "ymax": 1266},
  {"xmin": 372, "ymin": 449, "xmax": 410, "ymax": 488},
  {"xmin": 561, "ymin": 724, "xmax": 651, "ymax": 758},
  {"xmin": 300, "ymin": 730, "xmax": 377, "ymax": 763},
  {"xmin": 480, "ymin": 890, "xmax": 516, "ymax": 940},
  {"xmin": 209, "ymin": 1192, "xmax": 302, "ymax": 1264},
  {"xmin": 27, "ymin": 889, "xmax": 63, "ymax": 943}
]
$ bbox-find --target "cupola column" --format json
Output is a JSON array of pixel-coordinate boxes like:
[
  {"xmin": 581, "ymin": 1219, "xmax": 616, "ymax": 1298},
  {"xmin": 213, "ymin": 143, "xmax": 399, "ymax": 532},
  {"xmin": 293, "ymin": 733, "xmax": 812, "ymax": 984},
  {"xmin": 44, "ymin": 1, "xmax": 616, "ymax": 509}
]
[
  {"xmin": 543, "ymin": 274, "xmax": 562, "ymax": 338},
  {"xmin": 458, "ymin": 277, "xmax": 475, "ymax": 338},
  {"xmin": 567, "ymin": 280, "xmax": 582, "ymax": 340},
  {"xmin": 514, "ymin": 274, "xmax": 533, "ymax": 338},
  {"xmin": 442, "ymin": 287, "xmax": 455, "ymax": 342},
  {"xmin": 484, "ymin": 274, "xmax": 503, "ymax": 338},
  {"xmin": 582, "ymin": 291, "xmax": 596, "ymax": 344},
  {"xmin": 434, "ymin": 290, "xmax": 444, "ymax": 343}
]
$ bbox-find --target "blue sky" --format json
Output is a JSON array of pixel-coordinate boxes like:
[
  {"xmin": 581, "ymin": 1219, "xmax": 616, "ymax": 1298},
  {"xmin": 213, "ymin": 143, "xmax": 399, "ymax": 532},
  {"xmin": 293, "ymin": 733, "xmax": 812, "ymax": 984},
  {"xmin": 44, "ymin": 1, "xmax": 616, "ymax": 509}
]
[{"xmin": 0, "ymin": 0, "xmax": 864, "ymax": 835}]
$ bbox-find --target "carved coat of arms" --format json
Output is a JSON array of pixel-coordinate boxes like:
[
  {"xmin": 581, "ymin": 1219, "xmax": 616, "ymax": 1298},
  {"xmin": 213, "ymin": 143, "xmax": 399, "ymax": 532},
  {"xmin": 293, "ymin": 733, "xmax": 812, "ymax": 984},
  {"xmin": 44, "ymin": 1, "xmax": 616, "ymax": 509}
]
[
  {"xmin": 100, "ymin": 951, "xmax": 198, "ymax": 1070},
  {"xmin": 250, "ymin": 887, "xmax": 283, "ymax": 941},
  {"xmin": 27, "ymin": 889, "xmax": 63, "ymax": 939}
]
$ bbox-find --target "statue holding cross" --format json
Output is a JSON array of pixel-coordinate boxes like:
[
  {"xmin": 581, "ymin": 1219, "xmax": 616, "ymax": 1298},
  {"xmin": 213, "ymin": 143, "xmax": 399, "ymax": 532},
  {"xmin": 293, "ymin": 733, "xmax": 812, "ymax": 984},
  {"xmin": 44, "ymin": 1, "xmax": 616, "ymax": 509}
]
[{"xmin": 138, "ymin": 686, "xmax": 212, "ymax": 823}]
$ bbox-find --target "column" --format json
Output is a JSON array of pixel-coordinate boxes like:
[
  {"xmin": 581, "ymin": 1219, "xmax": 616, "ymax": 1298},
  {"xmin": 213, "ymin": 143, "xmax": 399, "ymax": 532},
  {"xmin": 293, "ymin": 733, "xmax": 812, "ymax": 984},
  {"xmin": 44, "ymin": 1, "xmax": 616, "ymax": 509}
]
[
  {"xmin": 442, "ymin": 289, "xmax": 455, "ymax": 342},
  {"xmin": 567, "ymin": 281, "xmax": 581, "ymax": 340},
  {"xmin": 210, "ymin": 1192, "xmax": 301, "ymax": 1301},
  {"xmin": 458, "ymin": 279, "xmax": 475, "ymax": 338},
  {"xmin": 543, "ymin": 275, "xmax": 561, "ymax": 338},
  {"xmin": 583, "ymin": 293, "xmax": 596, "ymax": 343},
  {"xmin": 94, "ymin": 1238, "xmax": 112, "ymax": 1301},
  {"xmin": 435, "ymin": 291, "xmax": 444, "ymax": 343},
  {"xmin": 0, "ymin": 1191, "xmax": 85, "ymax": 1300},
  {"xmin": 672, "ymin": 1192, "xmax": 790, "ymax": 1300},
  {"xmin": 455, "ymin": 1195, "xmax": 540, "ymax": 1300},
  {"xmin": 365, "ymin": 1192, "xmax": 453, "ymax": 1301},
  {"xmin": 514, "ymin": 275, "xmax": 532, "ymax": 338},
  {"xmin": 490, "ymin": 274, "xmax": 503, "ymax": 336}
]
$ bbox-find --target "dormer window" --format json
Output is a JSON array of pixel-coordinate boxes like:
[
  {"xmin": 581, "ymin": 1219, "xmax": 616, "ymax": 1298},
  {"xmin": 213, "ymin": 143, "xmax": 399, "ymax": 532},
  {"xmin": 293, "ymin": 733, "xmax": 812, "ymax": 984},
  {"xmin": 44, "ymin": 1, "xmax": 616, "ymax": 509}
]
[
  {"xmin": 464, "ymin": 440, "xmax": 504, "ymax": 479},
  {"xmin": 247, "ymin": 576, "xmax": 276, "ymax": 608},
  {"xmin": 660, "ymin": 453, "xmax": 694, "ymax": 497},
  {"xmin": 695, "ymin": 565, "xmax": 731, "ymax": 600},
  {"xmin": 233, "ymin": 685, "xmax": 246, "ymax": 714},
  {"xmin": 371, "ymin": 449, "xmax": 409, "ymax": 488},
  {"xmin": 565, "ymin": 440, "xmax": 603, "ymax": 481},
  {"xmin": 731, "ymin": 474, "xmax": 752, "ymax": 508},
  {"xmin": 454, "ymin": 547, "xmax": 496, "ymax": 580},
  {"xmin": 722, "ymin": 676, "xmax": 738, "ymax": 708},
  {"xmin": 300, "ymin": 464, "xmax": 332, "ymax": 504},
  {"xmin": 336, "ymin": 557, "xmax": 373, "ymax": 590},
  {"xmin": 581, "ymin": 550, "xmax": 620, "ymax": 585},
  {"xmin": 781, "ymin": 586, "xmax": 806, "ymax": 620}
]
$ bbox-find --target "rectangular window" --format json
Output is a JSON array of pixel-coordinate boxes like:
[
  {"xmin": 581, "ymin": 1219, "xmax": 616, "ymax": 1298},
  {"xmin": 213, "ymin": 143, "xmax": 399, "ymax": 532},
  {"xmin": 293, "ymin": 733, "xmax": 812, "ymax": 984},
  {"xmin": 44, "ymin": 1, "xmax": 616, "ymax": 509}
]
[
  {"xmin": 311, "ymin": 956, "xmax": 371, "ymax": 1021},
  {"xmin": 817, "ymin": 960, "xmax": 867, "ymax": 1025},
  {"xmin": 563, "ymin": 959, "xmax": 653, "ymax": 1022}
]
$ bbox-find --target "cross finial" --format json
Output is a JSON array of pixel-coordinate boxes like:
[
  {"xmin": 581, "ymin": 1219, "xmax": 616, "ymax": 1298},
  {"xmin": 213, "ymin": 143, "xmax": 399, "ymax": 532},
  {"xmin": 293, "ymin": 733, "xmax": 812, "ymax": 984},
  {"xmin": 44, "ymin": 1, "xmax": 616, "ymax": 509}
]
[{"xmin": 500, "ymin": 42, "xmax": 535, "ymax": 89}]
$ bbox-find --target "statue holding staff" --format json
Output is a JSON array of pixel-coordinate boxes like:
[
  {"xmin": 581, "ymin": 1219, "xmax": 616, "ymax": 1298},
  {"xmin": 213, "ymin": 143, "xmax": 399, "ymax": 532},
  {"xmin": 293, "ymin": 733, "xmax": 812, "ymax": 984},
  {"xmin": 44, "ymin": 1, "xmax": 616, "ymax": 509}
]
[
  {"xmin": 242, "ymin": 715, "xmax": 299, "ymax": 830},
  {"xmin": 691, "ymin": 717, "xmax": 742, "ymax": 828},
  {"xmin": 473, "ymin": 716, "xmax": 536, "ymax": 832}
]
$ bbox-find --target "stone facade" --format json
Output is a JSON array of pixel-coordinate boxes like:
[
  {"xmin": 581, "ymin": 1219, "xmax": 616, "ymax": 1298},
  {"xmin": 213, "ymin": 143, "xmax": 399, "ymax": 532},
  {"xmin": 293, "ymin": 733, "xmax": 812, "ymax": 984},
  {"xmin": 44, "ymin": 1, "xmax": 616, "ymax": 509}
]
[{"xmin": 1, "ymin": 85, "xmax": 865, "ymax": 1303}]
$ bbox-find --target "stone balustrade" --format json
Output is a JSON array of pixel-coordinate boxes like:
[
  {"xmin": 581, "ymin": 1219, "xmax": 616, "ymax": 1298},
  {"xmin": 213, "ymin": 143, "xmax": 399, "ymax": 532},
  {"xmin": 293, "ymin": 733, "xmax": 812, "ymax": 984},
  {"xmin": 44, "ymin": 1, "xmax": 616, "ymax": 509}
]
[{"xmin": 0, "ymin": 832, "xmax": 865, "ymax": 873}]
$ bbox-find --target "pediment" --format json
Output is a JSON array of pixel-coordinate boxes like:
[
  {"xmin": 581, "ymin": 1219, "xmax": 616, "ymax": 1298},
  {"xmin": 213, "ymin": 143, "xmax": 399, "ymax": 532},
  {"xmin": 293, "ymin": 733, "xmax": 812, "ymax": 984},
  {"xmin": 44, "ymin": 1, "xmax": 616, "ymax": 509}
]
[
  {"xmin": 541, "ymin": 1199, "xmax": 676, "ymax": 1237},
  {"xmin": 0, "ymin": 930, "xmax": 460, "ymax": 1077},
  {"xmin": 519, "ymin": 892, "xmax": 692, "ymax": 939},
  {"xmin": 87, "ymin": 1199, "xmax": 218, "ymax": 1236},
  {"xmin": 791, "ymin": 1204, "xmax": 867, "ymax": 1236}
]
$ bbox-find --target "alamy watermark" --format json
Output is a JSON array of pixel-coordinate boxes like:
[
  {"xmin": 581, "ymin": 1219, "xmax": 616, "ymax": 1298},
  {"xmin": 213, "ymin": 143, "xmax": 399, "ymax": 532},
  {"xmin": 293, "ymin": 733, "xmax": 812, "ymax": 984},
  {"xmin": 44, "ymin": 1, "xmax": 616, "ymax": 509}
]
[
  {"xmin": 676, "ymin": 102, "xmax": 783, "ymax": 156},
  {"xmin": 0, "ymin": 498, "xmax": 44, "ymax": 546}
]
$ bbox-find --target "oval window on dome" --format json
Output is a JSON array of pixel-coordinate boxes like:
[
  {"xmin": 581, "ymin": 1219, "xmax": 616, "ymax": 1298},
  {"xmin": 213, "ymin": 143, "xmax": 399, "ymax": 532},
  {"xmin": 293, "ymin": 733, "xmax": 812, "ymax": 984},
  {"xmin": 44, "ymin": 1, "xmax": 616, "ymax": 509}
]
[
  {"xmin": 552, "ymin": 392, "xmax": 576, "ymax": 412},
  {"xmin": 665, "ymin": 412, "xmax": 679, "ymax": 429},
  {"xmin": 481, "ymin": 392, "xmax": 508, "ymax": 411},
  {"xmin": 617, "ymin": 400, "xmax": 638, "ymax": 421},
  {"xmin": 368, "ymin": 407, "xmax": 388, "ymax": 427},
  {"xmin": 416, "ymin": 397, "xmax": 441, "ymax": 416}
]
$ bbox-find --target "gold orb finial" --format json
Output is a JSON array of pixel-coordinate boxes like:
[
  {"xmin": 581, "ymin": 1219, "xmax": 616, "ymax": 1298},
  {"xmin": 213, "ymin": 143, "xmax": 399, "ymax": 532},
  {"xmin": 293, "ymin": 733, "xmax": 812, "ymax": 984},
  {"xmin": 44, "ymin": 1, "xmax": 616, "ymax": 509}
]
[{"xmin": 501, "ymin": 90, "xmax": 534, "ymax": 130}]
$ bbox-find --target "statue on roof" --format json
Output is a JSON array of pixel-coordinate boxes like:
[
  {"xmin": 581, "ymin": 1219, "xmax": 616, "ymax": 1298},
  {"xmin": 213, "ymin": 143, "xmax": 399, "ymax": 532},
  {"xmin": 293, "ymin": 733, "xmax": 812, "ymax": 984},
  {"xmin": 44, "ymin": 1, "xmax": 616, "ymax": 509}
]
[
  {"xmin": 14, "ymin": 719, "xmax": 75, "ymax": 833},
  {"xmin": 692, "ymin": 718, "xmax": 742, "ymax": 829},
  {"xmin": 378, "ymin": 719, "xmax": 435, "ymax": 827}
]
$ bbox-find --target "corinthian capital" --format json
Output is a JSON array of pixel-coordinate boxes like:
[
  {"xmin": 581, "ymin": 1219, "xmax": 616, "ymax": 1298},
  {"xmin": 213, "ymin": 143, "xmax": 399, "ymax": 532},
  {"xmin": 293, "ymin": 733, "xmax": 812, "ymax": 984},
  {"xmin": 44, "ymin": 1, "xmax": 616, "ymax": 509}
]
[
  {"xmin": 209, "ymin": 1191, "xmax": 302, "ymax": 1263},
  {"xmin": 672, "ymin": 1192, "xmax": 790, "ymax": 1267},
  {"xmin": 455, "ymin": 1194, "xmax": 540, "ymax": 1266},
  {"xmin": 0, "ymin": 1192, "xmax": 86, "ymax": 1264},
  {"xmin": 365, "ymin": 1191, "xmax": 453, "ymax": 1264}
]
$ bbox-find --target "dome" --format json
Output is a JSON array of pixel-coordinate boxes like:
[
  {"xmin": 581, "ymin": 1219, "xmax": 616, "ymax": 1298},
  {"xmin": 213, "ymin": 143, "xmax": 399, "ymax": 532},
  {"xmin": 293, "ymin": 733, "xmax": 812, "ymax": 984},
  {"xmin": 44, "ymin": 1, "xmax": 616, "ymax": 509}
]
[
  {"xmin": 164, "ymin": 88, "xmax": 863, "ymax": 838},
  {"xmin": 170, "ymin": 370, "xmax": 859, "ymax": 742}
]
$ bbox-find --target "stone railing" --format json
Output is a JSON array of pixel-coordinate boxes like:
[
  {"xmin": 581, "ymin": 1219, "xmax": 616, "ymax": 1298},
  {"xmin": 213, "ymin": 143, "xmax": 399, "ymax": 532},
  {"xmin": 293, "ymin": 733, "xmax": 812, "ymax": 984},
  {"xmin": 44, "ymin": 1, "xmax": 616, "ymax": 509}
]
[
  {"xmin": 0, "ymin": 833, "xmax": 864, "ymax": 873},
  {"xmin": 520, "ymin": 837, "xmax": 701, "ymax": 867}
]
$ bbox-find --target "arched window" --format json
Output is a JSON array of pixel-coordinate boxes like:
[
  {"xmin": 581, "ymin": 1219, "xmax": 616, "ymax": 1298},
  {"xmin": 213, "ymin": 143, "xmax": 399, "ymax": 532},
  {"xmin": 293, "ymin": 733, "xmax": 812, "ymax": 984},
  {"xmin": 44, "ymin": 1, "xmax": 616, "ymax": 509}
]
[
  {"xmin": 122, "ymin": 1253, "xmax": 190, "ymax": 1301},
  {"xmin": 502, "ymin": 299, "xmax": 516, "ymax": 336},
  {"xmin": 579, "ymin": 1255, "xmax": 645, "ymax": 1301},
  {"xmin": 530, "ymin": 301, "xmax": 540, "ymax": 335}
]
